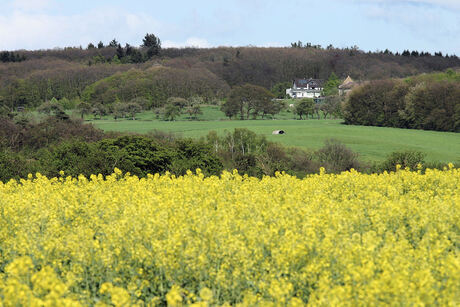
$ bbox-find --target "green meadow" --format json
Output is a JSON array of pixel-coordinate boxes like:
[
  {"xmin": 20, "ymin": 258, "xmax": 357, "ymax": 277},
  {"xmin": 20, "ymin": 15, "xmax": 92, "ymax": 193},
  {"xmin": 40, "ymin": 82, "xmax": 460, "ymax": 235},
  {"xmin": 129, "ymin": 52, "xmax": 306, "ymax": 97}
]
[{"xmin": 86, "ymin": 106, "xmax": 460, "ymax": 163}]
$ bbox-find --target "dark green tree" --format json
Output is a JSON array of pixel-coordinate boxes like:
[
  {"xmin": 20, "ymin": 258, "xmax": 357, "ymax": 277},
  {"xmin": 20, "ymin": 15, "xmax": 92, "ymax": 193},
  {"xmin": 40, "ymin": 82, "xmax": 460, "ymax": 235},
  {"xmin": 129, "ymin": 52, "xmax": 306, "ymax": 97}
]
[
  {"xmin": 0, "ymin": 51, "xmax": 10, "ymax": 62},
  {"xmin": 116, "ymin": 44, "xmax": 125, "ymax": 59},
  {"xmin": 170, "ymin": 139, "xmax": 223, "ymax": 176},
  {"xmin": 271, "ymin": 82, "xmax": 291, "ymax": 99},
  {"xmin": 130, "ymin": 49, "xmax": 144, "ymax": 63},
  {"xmin": 322, "ymin": 72, "xmax": 341, "ymax": 96},
  {"xmin": 0, "ymin": 51, "xmax": 25, "ymax": 63},
  {"xmin": 142, "ymin": 33, "xmax": 161, "ymax": 48},
  {"xmin": 97, "ymin": 136, "xmax": 173, "ymax": 177},
  {"xmin": 108, "ymin": 39, "xmax": 119, "ymax": 48},
  {"xmin": 125, "ymin": 43, "xmax": 134, "ymax": 56},
  {"xmin": 221, "ymin": 98, "xmax": 239, "ymax": 119},
  {"xmin": 142, "ymin": 33, "xmax": 161, "ymax": 58},
  {"xmin": 123, "ymin": 43, "xmax": 145, "ymax": 63}
]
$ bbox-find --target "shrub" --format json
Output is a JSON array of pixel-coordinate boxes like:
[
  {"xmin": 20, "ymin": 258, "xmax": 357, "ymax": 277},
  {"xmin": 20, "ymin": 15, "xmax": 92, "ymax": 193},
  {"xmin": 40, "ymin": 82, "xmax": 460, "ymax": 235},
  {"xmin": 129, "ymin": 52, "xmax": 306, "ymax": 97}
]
[
  {"xmin": 379, "ymin": 150, "xmax": 426, "ymax": 172},
  {"xmin": 22, "ymin": 117, "xmax": 104, "ymax": 150},
  {"xmin": 1, "ymin": 116, "xmax": 105, "ymax": 151},
  {"xmin": 233, "ymin": 153, "xmax": 261, "ymax": 177},
  {"xmin": 37, "ymin": 141, "xmax": 113, "ymax": 178},
  {"xmin": 0, "ymin": 150, "xmax": 38, "ymax": 182},
  {"xmin": 286, "ymin": 147, "xmax": 321, "ymax": 176},
  {"xmin": 0, "ymin": 117, "xmax": 23, "ymax": 151},
  {"xmin": 170, "ymin": 138, "xmax": 223, "ymax": 176},
  {"xmin": 97, "ymin": 136, "xmax": 174, "ymax": 177},
  {"xmin": 256, "ymin": 142, "xmax": 290, "ymax": 176},
  {"xmin": 315, "ymin": 139, "xmax": 361, "ymax": 173}
]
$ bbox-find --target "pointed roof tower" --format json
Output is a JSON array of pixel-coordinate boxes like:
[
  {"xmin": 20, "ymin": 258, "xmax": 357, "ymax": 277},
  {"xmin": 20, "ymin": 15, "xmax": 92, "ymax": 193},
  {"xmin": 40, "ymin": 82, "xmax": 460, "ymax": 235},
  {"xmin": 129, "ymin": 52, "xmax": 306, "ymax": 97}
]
[
  {"xmin": 341, "ymin": 76, "xmax": 354, "ymax": 86},
  {"xmin": 339, "ymin": 76, "xmax": 355, "ymax": 89}
]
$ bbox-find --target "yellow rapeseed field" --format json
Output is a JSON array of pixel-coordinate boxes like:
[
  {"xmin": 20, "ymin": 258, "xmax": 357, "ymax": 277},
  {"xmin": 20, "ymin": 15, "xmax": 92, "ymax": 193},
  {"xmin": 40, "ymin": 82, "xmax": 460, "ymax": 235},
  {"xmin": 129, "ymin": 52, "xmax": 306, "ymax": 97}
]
[{"xmin": 0, "ymin": 167, "xmax": 459, "ymax": 306}]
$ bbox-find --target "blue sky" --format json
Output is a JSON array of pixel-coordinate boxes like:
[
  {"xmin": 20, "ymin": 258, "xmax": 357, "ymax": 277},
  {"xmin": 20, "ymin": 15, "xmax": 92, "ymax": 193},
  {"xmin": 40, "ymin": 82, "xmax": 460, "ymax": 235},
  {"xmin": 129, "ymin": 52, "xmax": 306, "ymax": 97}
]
[{"xmin": 1, "ymin": 0, "xmax": 459, "ymax": 55}]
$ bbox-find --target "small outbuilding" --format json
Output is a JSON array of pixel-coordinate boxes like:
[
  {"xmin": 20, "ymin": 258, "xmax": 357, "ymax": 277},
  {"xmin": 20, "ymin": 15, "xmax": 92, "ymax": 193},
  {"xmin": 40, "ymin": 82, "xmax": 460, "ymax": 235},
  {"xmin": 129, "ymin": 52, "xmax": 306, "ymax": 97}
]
[{"xmin": 272, "ymin": 130, "xmax": 285, "ymax": 135}]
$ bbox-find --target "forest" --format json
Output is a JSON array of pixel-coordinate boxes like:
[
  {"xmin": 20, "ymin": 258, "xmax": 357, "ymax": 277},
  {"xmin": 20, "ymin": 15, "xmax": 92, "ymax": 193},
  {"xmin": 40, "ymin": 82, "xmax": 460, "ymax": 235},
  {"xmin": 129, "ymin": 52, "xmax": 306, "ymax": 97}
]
[{"xmin": 1, "ymin": 35, "xmax": 460, "ymax": 113}]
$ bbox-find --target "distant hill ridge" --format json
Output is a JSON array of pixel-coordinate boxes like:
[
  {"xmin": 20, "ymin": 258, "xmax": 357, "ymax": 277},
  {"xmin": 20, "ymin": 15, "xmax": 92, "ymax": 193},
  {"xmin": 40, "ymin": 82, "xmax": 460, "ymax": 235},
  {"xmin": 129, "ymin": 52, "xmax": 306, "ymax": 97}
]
[{"xmin": 1, "ymin": 46, "xmax": 459, "ymax": 110}]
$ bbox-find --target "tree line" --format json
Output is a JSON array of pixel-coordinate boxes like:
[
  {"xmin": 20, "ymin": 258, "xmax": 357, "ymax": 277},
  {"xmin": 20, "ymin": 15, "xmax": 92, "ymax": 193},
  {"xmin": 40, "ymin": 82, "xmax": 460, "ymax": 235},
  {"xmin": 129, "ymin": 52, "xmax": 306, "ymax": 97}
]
[
  {"xmin": 343, "ymin": 70, "xmax": 460, "ymax": 132},
  {"xmin": 86, "ymin": 33, "xmax": 162, "ymax": 64},
  {"xmin": 0, "ymin": 51, "xmax": 26, "ymax": 63},
  {"xmin": 0, "ymin": 60, "xmax": 137, "ymax": 112},
  {"xmin": 2, "ymin": 34, "xmax": 459, "ymax": 110},
  {"xmin": 81, "ymin": 66, "xmax": 229, "ymax": 108}
]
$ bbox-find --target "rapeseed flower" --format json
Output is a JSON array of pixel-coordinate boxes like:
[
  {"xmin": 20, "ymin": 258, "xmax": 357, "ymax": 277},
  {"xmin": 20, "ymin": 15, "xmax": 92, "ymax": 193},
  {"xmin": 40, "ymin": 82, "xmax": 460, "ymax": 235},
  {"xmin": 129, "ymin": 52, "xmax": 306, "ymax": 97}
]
[{"xmin": 0, "ymin": 167, "xmax": 458, "ymax": 305}]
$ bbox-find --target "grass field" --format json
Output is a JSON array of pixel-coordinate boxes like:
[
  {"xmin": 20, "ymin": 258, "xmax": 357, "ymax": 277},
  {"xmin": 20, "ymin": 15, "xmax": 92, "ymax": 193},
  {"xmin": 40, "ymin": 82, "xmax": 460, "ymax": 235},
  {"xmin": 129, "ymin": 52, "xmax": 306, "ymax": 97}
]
[{"xmin": 87, "ymin": 106, "xmax": 460, "ymax": 163}]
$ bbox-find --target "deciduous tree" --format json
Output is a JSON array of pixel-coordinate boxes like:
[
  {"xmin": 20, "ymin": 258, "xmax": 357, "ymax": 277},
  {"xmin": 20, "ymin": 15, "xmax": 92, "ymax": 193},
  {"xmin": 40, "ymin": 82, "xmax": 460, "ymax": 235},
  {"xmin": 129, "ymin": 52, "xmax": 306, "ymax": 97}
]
[
  {"xmin": 221, "ymin": 84, "xmax": 276, "ymax": 120},
  {"xmin": 295, "ymin": 98, "xmax": 314, "ymax": 119},
  {"xmin": 124, "ymin": 101, "xmax": 143, "ymax": 120},
  {"xmin": 76, "ymin": 101, "xmax": 92, "ymax": 119},
  {"xmin": 163, "ymin": 104, "xmax": 181, "ymax": 121}
]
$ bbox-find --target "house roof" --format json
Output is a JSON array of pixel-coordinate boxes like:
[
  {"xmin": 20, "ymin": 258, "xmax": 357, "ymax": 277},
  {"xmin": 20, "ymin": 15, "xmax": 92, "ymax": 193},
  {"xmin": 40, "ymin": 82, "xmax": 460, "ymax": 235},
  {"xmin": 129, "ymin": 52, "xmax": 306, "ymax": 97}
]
[
  {"xmin": 294, "ymin": 78, "xmax": 325, "ymax": 88},
  {"xmin": 341, "ymin": 76, "xmax": 353, "ymax": 85},
  {"xmin": 339, "ymin": 76, "xmax": 356, "ymax": 89}
]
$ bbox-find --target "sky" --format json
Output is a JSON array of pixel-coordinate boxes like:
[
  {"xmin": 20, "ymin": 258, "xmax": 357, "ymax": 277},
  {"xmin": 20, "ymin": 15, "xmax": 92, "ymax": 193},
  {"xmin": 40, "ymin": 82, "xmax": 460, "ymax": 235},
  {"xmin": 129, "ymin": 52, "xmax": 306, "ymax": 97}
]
[{"xmin": 0, "ymin": 0, "xmax": 459, "ymax": 55}]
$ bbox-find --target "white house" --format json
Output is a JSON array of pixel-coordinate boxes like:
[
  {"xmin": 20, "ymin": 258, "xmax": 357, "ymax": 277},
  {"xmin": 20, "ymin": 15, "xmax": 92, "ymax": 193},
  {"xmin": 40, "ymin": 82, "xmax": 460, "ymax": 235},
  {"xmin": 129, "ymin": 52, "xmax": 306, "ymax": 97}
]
[{"xmin": 286, "ymin": 78, "xmax": 325, "ymax": 99}]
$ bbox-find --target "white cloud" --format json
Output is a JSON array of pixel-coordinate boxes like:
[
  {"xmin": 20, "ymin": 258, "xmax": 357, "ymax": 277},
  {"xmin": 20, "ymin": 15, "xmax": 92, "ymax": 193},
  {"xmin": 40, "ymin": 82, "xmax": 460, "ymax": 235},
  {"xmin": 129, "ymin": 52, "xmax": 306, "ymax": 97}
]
[
  {"xmin": 163, "ymin": 37, "xmax": 211, "ymax": 48},
  {"xmin": 11, "ymin": 0, "xmax": 53, "ymax": 11},
  {"xmin": 362, "ymin": 1, "xmax": 459, "ymax": 32},
  {"xmin": 418, "ymin": 0, "xmax": 459, "ymax": 7},
  {"xmin": 350, "ymin": 0, "xmax": 460, "ymax": 10},
  {"xmin": 352, "ymin": 0, "xmax": 460, "ymax": 54},
  {"xmin": 0, "ymin": 9, "xmax": 164, "ymax": 50}
]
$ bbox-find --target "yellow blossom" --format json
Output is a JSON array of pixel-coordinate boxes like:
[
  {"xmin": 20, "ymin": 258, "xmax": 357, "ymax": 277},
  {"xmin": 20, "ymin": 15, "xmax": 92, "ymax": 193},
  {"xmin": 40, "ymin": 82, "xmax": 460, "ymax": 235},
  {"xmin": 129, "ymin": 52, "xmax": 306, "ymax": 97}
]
[{"xmin": 0, "ymin": 168, "xmax": 458, "ymax": 306}]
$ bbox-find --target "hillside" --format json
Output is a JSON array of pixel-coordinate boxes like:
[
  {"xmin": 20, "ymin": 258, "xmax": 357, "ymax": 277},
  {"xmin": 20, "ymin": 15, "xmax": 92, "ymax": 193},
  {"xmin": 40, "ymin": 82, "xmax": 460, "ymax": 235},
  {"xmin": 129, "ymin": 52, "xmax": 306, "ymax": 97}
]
[{"xmin": 1, "ymin": 46, "xmax": 459, "ymax": 111}]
